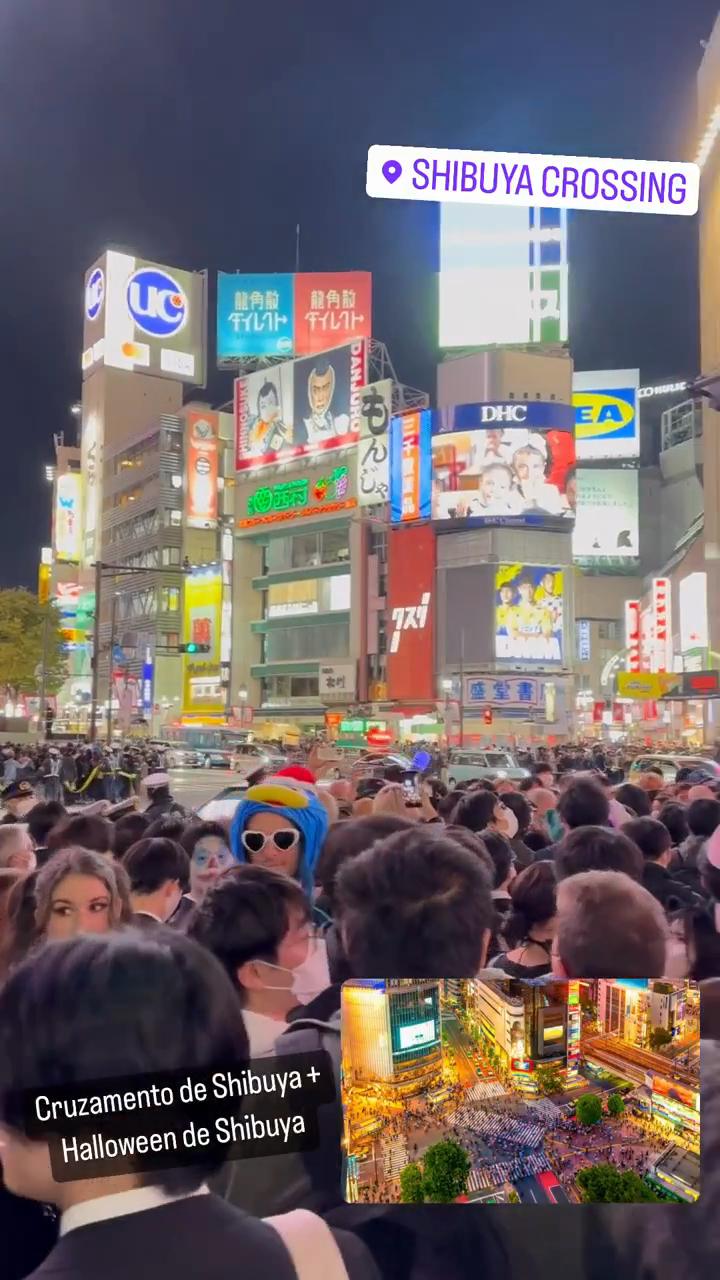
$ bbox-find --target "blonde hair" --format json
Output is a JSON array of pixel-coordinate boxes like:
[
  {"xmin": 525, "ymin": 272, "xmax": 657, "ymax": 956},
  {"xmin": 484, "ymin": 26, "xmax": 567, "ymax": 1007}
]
[{"xmin": 34, "ymin": 847, "xmax": 133, "ymax": 936}]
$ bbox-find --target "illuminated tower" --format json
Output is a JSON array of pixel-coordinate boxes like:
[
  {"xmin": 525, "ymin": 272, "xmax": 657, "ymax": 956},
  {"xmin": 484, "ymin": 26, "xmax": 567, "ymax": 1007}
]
[{"xmin": 342, "ymin": 979, "xmax": 443, "ymax": 1096}]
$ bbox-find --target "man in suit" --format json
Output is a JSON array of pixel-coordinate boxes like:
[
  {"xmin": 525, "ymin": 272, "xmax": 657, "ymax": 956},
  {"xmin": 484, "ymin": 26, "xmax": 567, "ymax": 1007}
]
[
  {"xmin": 0, "ymin": 931, "xmax": 377, "ymax": 1280},
  {"xmin": 121, "ymin": 837, "xmax": 190, "ymax": 927}
]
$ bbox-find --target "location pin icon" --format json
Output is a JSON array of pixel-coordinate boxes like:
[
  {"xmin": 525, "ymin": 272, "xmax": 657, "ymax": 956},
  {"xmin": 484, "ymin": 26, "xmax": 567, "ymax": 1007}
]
[{"xmin": 382, "ymin": 159, "xmax": 402, "ymax": 185}]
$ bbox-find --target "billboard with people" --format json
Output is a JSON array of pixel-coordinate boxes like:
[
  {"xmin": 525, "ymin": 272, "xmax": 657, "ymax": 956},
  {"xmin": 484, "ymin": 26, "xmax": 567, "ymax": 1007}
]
[{"xmin": 495, "ymin": 564, "xmax": 565, "ymax": 665}]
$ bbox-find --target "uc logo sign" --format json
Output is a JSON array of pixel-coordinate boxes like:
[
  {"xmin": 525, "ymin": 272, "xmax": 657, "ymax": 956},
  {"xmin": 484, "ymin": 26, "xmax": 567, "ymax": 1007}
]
[
  {"xmin": 85, "ymin": 268, "xmax": 104, "ymax": 322},
  {"xmin": 574, "ymin": 390, "xmax": 636, "ymax": 441},
  {"xmin": 127, "ymin": 267, "xmax": 188, "ymax": 339}
]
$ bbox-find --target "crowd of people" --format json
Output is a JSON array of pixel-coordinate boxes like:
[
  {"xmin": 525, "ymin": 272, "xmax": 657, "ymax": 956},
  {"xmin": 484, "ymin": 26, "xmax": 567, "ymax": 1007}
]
[{"xmin": 0, "ymin": 743, "xmax": 719, "ymax": 1277}]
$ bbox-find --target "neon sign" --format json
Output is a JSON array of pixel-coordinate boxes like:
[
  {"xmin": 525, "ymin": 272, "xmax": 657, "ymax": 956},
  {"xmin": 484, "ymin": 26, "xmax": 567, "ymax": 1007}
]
[{"xmin": 241, "ymin": 466, "xmax": 352, "ymax": 528}]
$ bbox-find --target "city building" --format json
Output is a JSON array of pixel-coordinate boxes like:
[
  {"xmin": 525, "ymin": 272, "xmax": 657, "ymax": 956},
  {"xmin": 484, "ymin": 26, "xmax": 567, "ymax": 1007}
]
[
  {"xmin": 597, "ymin": 980, "xmax": 689, "ymax": 1048},
  {"xmin": 647, "ymin": 1143, "xmax": 700, "ymax": 1203},
  {"xmin": 468, "ymin": 979, "xmax": 580, "ymax": 1086},
  {"xmin": 342, "ymin": 979, "xmax": 443, "ymax": 1096}
]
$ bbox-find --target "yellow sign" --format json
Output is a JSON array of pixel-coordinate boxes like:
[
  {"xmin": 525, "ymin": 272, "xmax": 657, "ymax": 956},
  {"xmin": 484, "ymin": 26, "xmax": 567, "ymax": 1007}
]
[
  {"xmin": 616, "ymin": 672, "xmax": 677, "ymax": 699},
  {"xmin": 182, "ymin": 569, "xmax": 224, "ymax": 716},
  {"xmin": 38, "ymin": 563, "xmax": 50, "ymax": 605}
]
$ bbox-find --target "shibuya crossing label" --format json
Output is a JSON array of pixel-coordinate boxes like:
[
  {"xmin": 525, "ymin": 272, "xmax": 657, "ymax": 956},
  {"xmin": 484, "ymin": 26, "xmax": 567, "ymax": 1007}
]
[{"xmin": 239, "ymin": 466, "xmax": 354, "ymax": 528}]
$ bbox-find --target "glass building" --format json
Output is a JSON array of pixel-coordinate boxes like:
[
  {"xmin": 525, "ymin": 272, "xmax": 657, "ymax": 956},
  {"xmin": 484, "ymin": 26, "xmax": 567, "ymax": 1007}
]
[{"xmin": 342, "ymin": 979, "xmax": 443, "ymax": 1096}]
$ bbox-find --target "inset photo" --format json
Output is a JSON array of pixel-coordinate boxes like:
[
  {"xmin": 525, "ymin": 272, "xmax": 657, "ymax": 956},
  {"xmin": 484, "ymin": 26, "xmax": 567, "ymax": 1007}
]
[{"xmin": 341, "ymin": 978, "xmax": 700, "ymax": 1205}]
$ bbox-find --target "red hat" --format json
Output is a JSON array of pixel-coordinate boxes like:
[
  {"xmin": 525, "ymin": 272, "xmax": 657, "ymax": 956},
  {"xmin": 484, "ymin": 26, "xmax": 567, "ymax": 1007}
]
[{"xmin": 276, "ymin": 765, "xmax": 316, "ymax": 785}]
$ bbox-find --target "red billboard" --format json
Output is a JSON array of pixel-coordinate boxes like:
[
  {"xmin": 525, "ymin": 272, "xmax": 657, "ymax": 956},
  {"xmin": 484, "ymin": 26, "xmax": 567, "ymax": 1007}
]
[
  {"xmin": 386, "ymin": 524, "xmax": 435, "ymax": 702},
  {"xmin": 293, "ymin": 272, "xmax": 372, "ymax": 357}
]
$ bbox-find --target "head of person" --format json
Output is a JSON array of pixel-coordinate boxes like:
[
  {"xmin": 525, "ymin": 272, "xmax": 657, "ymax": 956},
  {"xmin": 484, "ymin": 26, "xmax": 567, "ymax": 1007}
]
[
  {"xmin": 314, "ymin": 814, "xmax": 412, "ymax": 914},
  {"xmin": 334, "ymin": 827, "xmax": 493, "ymax": 978},
  {"xmin": 122, "ymin": 838, "xmax": 190, "ymax": 923},
  {"xmin": 308, "ymin": 358, "xmax": 334, "ymax": 415},
  {"xmin": 501, "ymin": 790, "xmax": 532, "ymax": 838},
  {"xmin": 189, "ymin": 864, "xmax": 315, "ymax": 1020},
  {"xmin": 687, "ymin": 797, "xmax": 720, "ymax": 839},
  {"xmin": 480, "ymin": 829, "xmax": 516, "ymax": 892},
  {"xmin": 478, "ymin": 462, "xmax": 513, "ymax": 505},
  {"xmin": 180, "ymin": 821, "xmax": 235, "ymax": 903},
  {"xmin": 144, "ymin": 772, "xmax": 172, "ymax": 805},
  {"xmin": 46, "ymin": 813, "xmax": 114, "ymax": 859},
  {"xmin": 437, "ymin": 789, "xmax": 465, "ymax": 822},
  {"xmin": 442, "ymin": 826, "xmax": 494, "ymax": 879},
  {"xmin": 0, "ymin": 930, "xmax": 249, "ymax": 1205},
  {"xmin": 555, "ymin": 825, "xmax": 643, "ymax": 881},
  {"xmin": 623, "ymin": 817, "xmax": 673, "ymax": 868},
  {"xmin": 552, "ymin": 870, "xmax": 670, "ymax": 978},
  {"xmin": 0, "ymin": 824, "xmax": 35, "ymax": 873},
  {"xmin": 501, "ymin": 861, "xmax": 557, "ymax": 950},
  {"xmin": 34, "ymin": 847, "xmax": 132, "ymax": 941},
  {"xmin": 612, "ymin": 782, "xmax": 651, "ymax": 818},
  {"xmin": 26, "ymin": 801, "xmax": 66, "ymax": 851},
  {"xmin": 452, "ymin": 789, "xmax": 518, "ymax": 839},
  {"xmin": 112, "ymin": 811, "xmax": 151, "ymax": 860},
  {"xmin": 257, "ymin": 380, "xmax": 279, "ymax": 423},
  {"xmin": 1, "ymin": 779, "xmax": 38, "ymax": 820},
  {"xmin": 557, "ymin": 778, "xmax": 610, "ymax": 831},
  {"xmin": 146, "ymin": 814, "xmax": 187, "ymax": 842},
  {"xmin": 657, "ymin": 800, "xmax": 689, "ymax": 848},
  {"xmin": 230, "ymin": 782, "xmax": 329, "ymax": 899}
]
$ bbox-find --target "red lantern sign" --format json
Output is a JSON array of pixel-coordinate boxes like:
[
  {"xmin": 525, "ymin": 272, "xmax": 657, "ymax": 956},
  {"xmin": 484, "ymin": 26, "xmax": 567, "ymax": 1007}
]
[{"xmin": 366, "ymin": 728, "xmax": 392, "ymax": 749}]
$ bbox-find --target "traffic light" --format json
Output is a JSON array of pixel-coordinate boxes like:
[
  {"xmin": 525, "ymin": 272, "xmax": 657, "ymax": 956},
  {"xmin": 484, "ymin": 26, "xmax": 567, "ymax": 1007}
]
[
  {"xmin": 178, "ymin": 643, "xmax": 211, "ymax": 654},
  {"xmin": 483, "ymin": 708, "xmax": 493, "ymax": 726}
]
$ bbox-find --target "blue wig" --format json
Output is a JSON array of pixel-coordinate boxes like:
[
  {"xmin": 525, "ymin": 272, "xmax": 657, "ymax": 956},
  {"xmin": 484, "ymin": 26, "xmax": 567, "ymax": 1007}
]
[{"xmin": 230, "ymin": 782, "xmax": 329, "ymax": 899}]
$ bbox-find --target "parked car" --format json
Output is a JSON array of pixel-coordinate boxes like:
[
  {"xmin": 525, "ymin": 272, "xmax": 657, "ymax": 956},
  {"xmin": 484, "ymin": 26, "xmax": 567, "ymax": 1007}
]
[
  {"xmin": 627, "ymin": 753, "xmax": 720, "ymax": 784},
  {"xmin": 231, "ymin": 744, "xmax": 286, "ymax": 777},
  {"xmin": 195, "ymin": 783, "xmax": 249, "ymax": 823},
  {"xmin": 445, "ymin": 750, "xmax": 530, "ymax": 787}
]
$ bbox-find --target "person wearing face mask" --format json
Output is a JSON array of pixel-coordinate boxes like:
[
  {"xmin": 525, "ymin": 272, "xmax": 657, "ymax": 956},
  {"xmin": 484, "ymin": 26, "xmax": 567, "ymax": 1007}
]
[
  {"xmin": 121, "ymin": 837, "xmax": 190, "ymax": 928},
  {"xmin": 230, "ymin": 781, "xmax": 329, "ymax": 926},
  {"xmin": 451, "ymin": 787, "xmax": 518, "ymax": 841}
]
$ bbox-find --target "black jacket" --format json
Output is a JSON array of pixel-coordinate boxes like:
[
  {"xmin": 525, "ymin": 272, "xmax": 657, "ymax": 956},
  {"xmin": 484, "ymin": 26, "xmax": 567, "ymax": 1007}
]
[{"xmin": 640, "ymin": 861, "xmax": 705, "ymax": 913}]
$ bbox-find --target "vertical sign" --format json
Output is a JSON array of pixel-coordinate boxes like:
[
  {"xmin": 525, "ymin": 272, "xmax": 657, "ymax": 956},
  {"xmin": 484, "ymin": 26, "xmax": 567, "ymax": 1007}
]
[
  {"xmin": 185, "ymin": 410, "xmax": 219, "ymax": 529},
  {"xmin": 389, "ymin": 409, "xmax": 433, "ymax": 523},
  {"xmin": 625, "ymin": 600, "xmax": 640, "ymax": 672},
  {"xmin": 357, "ymin": 380, "xmax": 392, "ymax": 505},
  {"xmin": 55, "ymin": 473, "xmax": 82, "ymax": 562},
  {"xmin": 652, "ymin": 578, "xmax": 671, "ymax": 673},
  {"xmin": 576, "ymin": 620, "xmax": 591, "ymax": 662},
  {"xmin": 386, "ymin": 524, "xmax": 436, "ymax": 701}
]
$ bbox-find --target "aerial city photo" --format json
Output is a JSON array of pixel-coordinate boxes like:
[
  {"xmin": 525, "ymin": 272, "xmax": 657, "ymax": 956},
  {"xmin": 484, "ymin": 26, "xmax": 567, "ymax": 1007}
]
[{"xmin": 341, "ymin": 979, "xmax": 700, "ymax": 1205}]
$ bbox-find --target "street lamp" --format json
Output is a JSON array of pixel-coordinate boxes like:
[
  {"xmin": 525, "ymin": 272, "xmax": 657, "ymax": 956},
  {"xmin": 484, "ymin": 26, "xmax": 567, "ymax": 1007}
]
[{"xmin": 238, "ymin": 684, "xmax": 248, "ymax": 701}]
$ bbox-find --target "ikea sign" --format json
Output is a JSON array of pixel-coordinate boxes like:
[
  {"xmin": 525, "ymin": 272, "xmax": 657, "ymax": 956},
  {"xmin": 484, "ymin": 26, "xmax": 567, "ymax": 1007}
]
[{"xmin": 573, "ymin": 383, "xmax": 639, "ymax": 461}]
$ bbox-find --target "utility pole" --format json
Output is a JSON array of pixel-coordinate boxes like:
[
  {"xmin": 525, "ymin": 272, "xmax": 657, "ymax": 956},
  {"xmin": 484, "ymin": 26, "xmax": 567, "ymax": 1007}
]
[
  {"xmin": 38, "ymin": 602, "xmax": 51, "ymax": 740},
  {"xmin": 106, "ymin": 593, "xmax": 118, "ymax": 744},
  {"xmin": 89, "ymin": 558, "xmax": 103, "ymax": 742}
]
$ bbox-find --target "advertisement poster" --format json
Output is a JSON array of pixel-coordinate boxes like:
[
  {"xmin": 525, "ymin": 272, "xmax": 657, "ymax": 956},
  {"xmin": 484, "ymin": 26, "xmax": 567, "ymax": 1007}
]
[
  {"xmin": 55, "ymin": 472, "xmax": 82, "ymax": 562},
  {"xmin": 431, "ymin": 402, "xmax": 575, "ymax": 529},
  {"xmin": 81, "ymin": 410, "xmax": 101, "ymax": 569},
  {"xmin": 573, "ymin": 369, "xmax": 640, "ymax": 461},
  {"xmin": 216, "ymin": 272, "xmax": 294, "ymax": 360},
  {"xmin": 386, "ymin": 524, "xmax": 436, "ymax": 701},
  {"xmin": 495, "ymin": 565, "xmax": 564, "ymax": 665},
  {"xmin": 238, "ymin": 463, "xmax": 355, "ymax": 530},
  {"xmin": 572, "ymin": 468, "xmax": 639, "ymax": 559},
  {"xmin": 293, "ymin": 272, "xmax": 371, "ymax": 358},
  {"xmin": 357, "ymin": 379, "xmax": 393, "ymax": 505},
  {"xmin": 234, "ymin": 340, "xmax": 366, "ymax": 471},
  {"xmin": 182, "ymin": 571, "xmax": 223, "ymax": 715},
  {"xmin": 389, "ymin": 409, "xmax": 433, "ymax": 522},
  {"xmin": 185, "ymin": 410, "xmax": 218, "ymax": 529}
]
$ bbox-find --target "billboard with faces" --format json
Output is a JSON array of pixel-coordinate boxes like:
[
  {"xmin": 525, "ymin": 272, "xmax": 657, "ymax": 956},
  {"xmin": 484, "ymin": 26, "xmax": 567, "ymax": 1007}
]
[
  {"xmin": 495, "ymin": 564, "xmax": 565, "ymax": 665},
  {"xmin": 430, "ymin": 401, "xmax": 575, "ymax": 531}
]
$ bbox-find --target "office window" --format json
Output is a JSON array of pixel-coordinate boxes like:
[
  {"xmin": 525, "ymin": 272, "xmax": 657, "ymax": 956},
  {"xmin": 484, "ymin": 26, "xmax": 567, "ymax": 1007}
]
[
  {"xmin": 162, "ymin": 547, "xmax": 182, "ymax": 566},
  {"xmin": 321, "ymin": 527, "xmax": 349, "ymax": 563},
  {"xmin": 264, "ymin": 622, "xmax": 349, "ymax": 663},
  {"xmin": 291, "ymin": 532, "xmax": 321, "ymax": 569},
  {"xmin": 161, "ymin": 587, "xmax": 180, "ymax": 613}
]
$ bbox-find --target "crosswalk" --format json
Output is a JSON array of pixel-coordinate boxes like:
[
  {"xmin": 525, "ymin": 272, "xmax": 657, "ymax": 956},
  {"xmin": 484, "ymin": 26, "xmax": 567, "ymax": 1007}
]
[
  {"xmin": 382, "ymin": 1136, "xmax": 408, "ymax": 1178},
  {"xmin": 467, "ymin": 1151, "xmax": 551, "ymax": 1192},
  {"xmin": 448, "ymin": 1105, "xmax": 546, "ymax": 1148},
  {"xmin": 465, "ymin": 1081, "xmax": 507, "ymax": 1102}
]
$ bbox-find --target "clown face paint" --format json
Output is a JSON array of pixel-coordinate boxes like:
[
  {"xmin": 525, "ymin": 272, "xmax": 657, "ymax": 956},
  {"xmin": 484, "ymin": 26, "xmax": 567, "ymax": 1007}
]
[{"xmin": 190, "ymin": 836, "xmax": 235, "ymax": 901}]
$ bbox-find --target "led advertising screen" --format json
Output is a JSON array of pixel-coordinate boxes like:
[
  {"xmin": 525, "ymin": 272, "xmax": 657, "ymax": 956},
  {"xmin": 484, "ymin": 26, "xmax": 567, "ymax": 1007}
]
[
  {"xmin": 495, "ymin": 564, "xmax": 564, "ymax": 665},
  {"xmin": 182, "ymin": 570, "xmax": 223, "ymax": 716},
  {"xmin": 54, "ymin": 472, "xmax": 82, "ymax": 562},
  {"xmin": 398, "ymin": 1019, "xmax": 438, "ymax": 1051},
  {"xmin": 573, "ymin": 369, "xmax": 640, "ymax": 461},
  {"xmin": 431, "ymin": 401, "xmax": 575, "ymax": 530},
  {"xmin": 82, "ymin": 251, "xmax": 207, "ymax": 385},
  {"xmin": 185, "ymin": 411, "xmax": 218, "ymax": 530},
  {"xmin": 217, "ymin": 271, "xmax": 371, "ymax": 362},
  {"xmin": 439, "ymin": 204, "xmax": 568, "ymax": 348},
  {"xmin": 572, "ymin": 467, "xmax": 640, "ymax": 562},
  {"xmin": 234, "ymin": 340, "xmax": 366, "ymax": 471}
]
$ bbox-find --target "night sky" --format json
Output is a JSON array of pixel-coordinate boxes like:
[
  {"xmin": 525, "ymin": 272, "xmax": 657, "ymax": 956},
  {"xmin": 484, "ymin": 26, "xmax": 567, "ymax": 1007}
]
[{"xmin": 0, "ymin": 0, "xmax": 716, "ymax": 587}]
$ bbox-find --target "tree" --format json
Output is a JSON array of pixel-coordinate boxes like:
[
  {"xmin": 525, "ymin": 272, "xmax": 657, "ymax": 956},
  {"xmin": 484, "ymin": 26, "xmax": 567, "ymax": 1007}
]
[
  {"xmin": 400, "ymin": 1162, "xmax": 425, "ymax": 1204},
  {"xmin": 576, "ymin": 1163, "xmax": 661, "ymax": 1204},
  {"xmin": 0, "ymin": 590, "xmax": 67, "ymax": 702},
  {"xmin": 576, "ymin": 1093, "xmax": 603, "ymax": 1126},
  {"xmin": 535, "ymin": 1065, "xmax": 565, "ymax": 1095},
  {"xmin": 507, "ymin": 1190, "xmax": 520, "ymax": 1203},
  {"xmin": 648, "ymin": 1027, "xmax": 673, "ymax": 1051},
  {"xmin": 421, "ymin": 1139, "xmax": 471, "ymax": 1203},
  {"xmin": 607, "ymin": 1093, "xmax": 625, "ymax": 1117}
]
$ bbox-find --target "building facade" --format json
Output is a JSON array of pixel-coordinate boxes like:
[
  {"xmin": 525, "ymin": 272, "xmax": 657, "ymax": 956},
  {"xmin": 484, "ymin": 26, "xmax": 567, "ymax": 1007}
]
[{"xmin": 342, "ymin": 979, "xmax": 443, "ymax": 1096}]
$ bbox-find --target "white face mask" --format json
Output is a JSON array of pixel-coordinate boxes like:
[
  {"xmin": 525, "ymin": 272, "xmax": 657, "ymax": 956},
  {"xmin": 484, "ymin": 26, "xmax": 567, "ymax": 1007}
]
[
  {"xmin": 499, "ymin": 807, "xmax": 519, "ymax": 839},
  {"xmin": 258, "ymin": 938, "xmax": 331, "ymax": 1005}
]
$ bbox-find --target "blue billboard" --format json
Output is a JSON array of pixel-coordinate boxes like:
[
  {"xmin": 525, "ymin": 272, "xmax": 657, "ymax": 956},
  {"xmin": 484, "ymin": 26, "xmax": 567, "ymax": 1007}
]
[
  {"xmin": 217, "ymin": 272, "xmax": 294, "ymax": 360},
  {"xmin": 573, "ymin": 370, "xmax": 640, "ymax": 461}
]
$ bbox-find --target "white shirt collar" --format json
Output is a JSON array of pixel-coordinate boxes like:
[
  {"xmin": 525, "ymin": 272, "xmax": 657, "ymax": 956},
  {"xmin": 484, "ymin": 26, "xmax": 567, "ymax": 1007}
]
[
  {"xmin": 60, "ymin": 1184, "xmax": 209, "ymax": 1237},
  {"xmin": 242, "ymin": 1008, "xmax": 287, "ymax": 1057}
]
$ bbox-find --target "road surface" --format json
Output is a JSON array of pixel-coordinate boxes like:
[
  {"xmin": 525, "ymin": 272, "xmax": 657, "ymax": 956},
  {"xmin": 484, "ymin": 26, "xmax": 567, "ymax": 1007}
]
[
  {"xmin": 515, "ymin": 1173, "xmax": 569, "ymax": 1204},
  {"xmin": 442, "ymin": 1012, "xmax": 481, "ymax": 1089},
  {"xmin": 168, "ymin": 766, "xmax": 238, "ymax": 813}
]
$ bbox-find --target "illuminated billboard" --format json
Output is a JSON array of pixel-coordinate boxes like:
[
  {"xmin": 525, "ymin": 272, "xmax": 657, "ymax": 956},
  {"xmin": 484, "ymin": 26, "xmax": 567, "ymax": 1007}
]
[
  {"xmin": 185, "ymin": 410, "xmax": 218, "ymax": 530},
  {"xmin": 439, "ymin": 204, "xmax": 568, "ymax": 348},
  {"xmin": 182, "ymin": 570, "xmax": 223, "ymax": 716},
  {"xmin": 573, "ymin": 369, "xmax": 640, "ymax": 460},
  {"xmin": 234, "ymin": 340, "xmax": 366, "ymax": 471},
  {"xmin": 54, "ymin": 472, "xmax": 82, "ymax": 562},
  {"xmin": 82, "ymin": 251, "xmax": 207, "ymax": 385},
  {"xmin": 495, "ymin": 565, "xmax": 564, "ymax": 665},
  {"xmin": 398, "ymin": 1019, "xmax": 438, "ymax": 1050},
  {"xmin": 357, "ymin": 379, "xmax": 393, "ymax": 505},
  {"xmin": 386, "ymin": 524, "xmax": 436, "ymax": 700},
  {"xmin": 679, "ymin": 572, "xmax": 708, "ymax": 651},
  {"xmin": 237, "ymin": 462, "xmax": 356, "ymax": 530},
  {"xmin": 81, "ymin": 409, "xmax": 102, "ymax": 569},
  {"xmin": 572, "ymin": 468, "xmax": 639, "ymax": 561},
  {"xmin": 217, "ymin": 271, "xmax": 371, "ymax": 362}
]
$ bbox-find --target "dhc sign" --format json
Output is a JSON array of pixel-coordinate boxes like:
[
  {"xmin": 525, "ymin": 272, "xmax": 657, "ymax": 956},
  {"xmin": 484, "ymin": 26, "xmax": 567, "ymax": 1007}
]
[{"xmin": 126, "ymin": 267, "xmax": 188, "ymax": 338}]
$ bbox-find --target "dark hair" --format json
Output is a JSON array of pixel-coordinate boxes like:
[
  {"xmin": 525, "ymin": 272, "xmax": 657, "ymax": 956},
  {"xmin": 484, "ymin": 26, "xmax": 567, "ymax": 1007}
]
[
  {"xmin": 555, "ymin": 825, "xmax": 644, "ymax": 881},
  {"xmin": 122, "ymin": 838, "xmax": 190, "ymax": 896},
  {"xmin": 622, "ymin": 817, "xmax": 672, "ymax": 862},
  {"xmin": 425, "ymin": 778, "xmax": 448, "ymax": 809},
  {"xmin": 531, "ymin": 763, "xmax": 553, "ymax": 780},
  {"xmin": 189, "ymin": 864, "xmax": 309, "ymax": 1005},
  {"xmin": 0, "ymin": 930, "xmax": 249, "ymax": 1193},
  {"xmin": 145, "ymin": 815, "xmax": 187, "ymax": 842},
  {"xmin": 501, "ymin": 862, "xmax": 557, "ymax": 949},
  {"xmin": 442, "ymin": 826, "xmax": 493, "ymax": 878},
  {"xmin": 613, "ymin": 783, "xmax": 652, "ymax": 818},
  {"xmin": 335, "ymin": 828, "xmax": 493, "ymax": 978},
  {"xmin": 687, "ymin": 798, "xmax": 720, "ymax": 838},
  {"xmin": 180, "ymin": 821, "xmax": 230, "ymax": 857},
  {"xmin": 501, "ymin": 790, "xmax": 532, "ymax": 836},
  {"xmin": 557, "ymin": 779, "xmax": 610, "ymax": 829},
  {"xmin": 524, "ymin": 829, "xmax": 552, "ymax": 853},
  {"xmin": 657, "ymin": 801, "xmax": 689, "ymax": 847},
  {"xmin": 684, "ymin": 906, "xmax": 720, "ymax": 981},
  {"xmin": 479, "ymin": 829, "xmax": 515, "ymax": 889},
  {"xmin": 46, "ymin": 813, "xmax": 114, "ymax": 857},
  {"xmin": 699, "ymin": 846, "xmax": 720, "ymax": 903},
  {"xmin": 437, "ymin": 790, "xmax": 465, "ymax": 820},
  {"xmin": 0, "ymin": 871, "xmax": 38, "ymax": 977},
  {"xmin": 257, "ymin": 380, "xmax": 279, "ymax": 405},
  {"xmin": 517, "ymin": 777, "xmax": 535, "ymax": 793},
  {"xmin": 315, "ymin": 814, "xmax": 412, "ymax": 909},
  {"xmin": 26, "ymin": 801, "xmax": 66, "ymax": 848},
  {"xmin": 112, "ymin": 812, "xmax": 151, "ymax": 860},
  {"xmin": 452, "ymin": 789, "xmax": 499, "ymax": 833}
]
